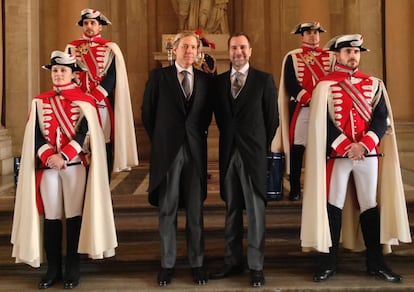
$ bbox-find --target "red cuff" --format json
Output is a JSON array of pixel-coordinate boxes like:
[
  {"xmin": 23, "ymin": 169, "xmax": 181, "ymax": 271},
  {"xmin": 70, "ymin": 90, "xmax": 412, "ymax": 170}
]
[
  {"xmin": 332, "ymin": 134, "xmax": 352, "ymax": 156},
  {"xmin": 38, "ymin": 145, "xmax": 55, "ymax": 164},
  {"xmin": 359, "ymin": 133, "xmax": 378, "ymax": 152},
  {"xmin": 60, "ymin": 141, "xmax": 82, "ymax": 161}
]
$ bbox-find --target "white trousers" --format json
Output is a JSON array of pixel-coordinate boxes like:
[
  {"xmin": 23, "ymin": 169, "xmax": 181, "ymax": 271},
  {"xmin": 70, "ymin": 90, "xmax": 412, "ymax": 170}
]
[
  {"xmin": 293, "ymin": 107, "xmax": 309, "ymax": 146},
  {"xmin": 328, "ymin": 150, "xmax": 378, "ymax": 213},
  {"xmin": 97, "ymin": 101, "xmax": 111, "ymax": 143},
  {"xmin": 40, "ymin": 161, "xmax": 86, "ymax": 220}
]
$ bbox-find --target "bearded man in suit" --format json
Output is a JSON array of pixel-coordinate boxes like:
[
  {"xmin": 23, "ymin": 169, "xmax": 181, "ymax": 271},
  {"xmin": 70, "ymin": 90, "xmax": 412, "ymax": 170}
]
[{"xmin": 209, "ymin": 32, "xmax": 279, "ymax": 287}]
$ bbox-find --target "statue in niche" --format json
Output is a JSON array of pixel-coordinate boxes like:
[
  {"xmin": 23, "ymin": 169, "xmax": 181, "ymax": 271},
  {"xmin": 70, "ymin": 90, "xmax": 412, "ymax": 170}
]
[
  {"xmin": 171, "ymin": 0, "xmax": 229, "ymax": 34},
  {"xmin": 206, "ymin": 0, "xmax": 229, "ymax": 34}
]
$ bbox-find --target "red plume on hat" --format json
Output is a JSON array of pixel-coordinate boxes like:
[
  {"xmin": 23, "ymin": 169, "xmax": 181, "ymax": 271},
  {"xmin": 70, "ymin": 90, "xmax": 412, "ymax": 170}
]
[{"xmin": 195, "ymin": 30, "xmax": 216, "ymax": 50}]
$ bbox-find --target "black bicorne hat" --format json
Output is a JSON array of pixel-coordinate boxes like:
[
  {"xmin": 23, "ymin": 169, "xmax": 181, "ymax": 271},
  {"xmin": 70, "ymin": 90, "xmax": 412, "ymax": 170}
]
[
  {"xmin": 292, "ymin": 21, "xmax": 326, "ymax": 34},
  {"xmin": 326, "ymin": 34, "xmax": 369, "ymax": 52}
]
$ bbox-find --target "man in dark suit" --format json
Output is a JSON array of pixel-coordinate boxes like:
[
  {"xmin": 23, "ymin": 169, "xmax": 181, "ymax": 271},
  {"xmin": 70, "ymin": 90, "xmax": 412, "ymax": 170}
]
[
  {"xmin": 141, "ymin": 31, "xmax": 212, "ymax": 286},
  {"xmin": 209, "ymin": 32, "xmax": 279, "ymax": 287}
]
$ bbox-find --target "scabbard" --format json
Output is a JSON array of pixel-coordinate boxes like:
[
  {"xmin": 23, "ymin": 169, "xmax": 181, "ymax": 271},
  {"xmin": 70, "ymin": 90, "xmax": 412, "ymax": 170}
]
[
  {"xmin": 36, "ymin": 161, "xmax": 83, "ymax": 170},
  {"xmin": 327, "ymin": 153, "xmax": 384, "ymax": 160}
]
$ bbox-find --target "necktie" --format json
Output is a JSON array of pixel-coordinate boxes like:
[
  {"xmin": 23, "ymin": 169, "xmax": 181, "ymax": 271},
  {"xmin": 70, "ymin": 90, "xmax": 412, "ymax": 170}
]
[
  {"xmin": 181, "ymin": 70, "xmax": 191, "ymax": 98},
  {"xmin": 232, "ymin": 71, "xmax": 243, "ymax": 98}
]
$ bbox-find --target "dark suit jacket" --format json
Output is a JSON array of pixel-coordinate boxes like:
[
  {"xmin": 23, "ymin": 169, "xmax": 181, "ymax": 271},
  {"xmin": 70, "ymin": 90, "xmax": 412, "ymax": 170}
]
[
  {"xmin": 213, "ymin": 67, "xmax": 279, "ymax": 201},
  {"xmin": 142, "ymin": 65, "xmax": 212, "ymax": 206}
]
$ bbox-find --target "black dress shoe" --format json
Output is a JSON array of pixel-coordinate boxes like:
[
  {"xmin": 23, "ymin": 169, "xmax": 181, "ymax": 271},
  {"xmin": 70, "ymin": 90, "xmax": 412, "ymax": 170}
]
[
  {"xmin": 63, "ymin": 278, "xmax": 79, "ymax": 289},
  {"xmin": 289, "ymin": 192, "xmax": 300, "ymax": 201},
  {"xmin": 368, "ymin": 268, "xmax": 402, "ymax": 283},
  {"xmin": 209, "ymin": 264, "xmax": 244, "ymax": 279},
  {"xmin": 38, "ymin": 277, "xmax": 59, "ymax": 289},
  {"xmin": 250, "ymin": 269, "xmax": 265, "ymax": 287},
  {"xmin": 157, "ymin": 268, "xmax": 175, "ymax": 286},
  {"xmin": 63, "ymin": 263, "xmax": 80, "ymax": 289},
  {"xmin": 38, "ymin": 271, "xmax": 61, "ymax": 289},
  {"xmin": 192, "ymin": 266, "xmax": 208, "ymax": 285},
  {"xmin": 313, "ymin": 268, "xmax": 336, "ymax": 282}
]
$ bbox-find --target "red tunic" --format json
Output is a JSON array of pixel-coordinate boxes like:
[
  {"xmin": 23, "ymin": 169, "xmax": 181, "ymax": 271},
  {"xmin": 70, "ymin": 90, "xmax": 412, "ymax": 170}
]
[
  {"xmin": 287, "ymin": 46, "xmax": 333, "ymax": 143},
  {"xmin": 35, "ymin": 83, "xmax": 95, "ymax": 164},
  {"xmin": 68, "ymin": 34, "xmax": 110, "ymax": 99},
  {"xmin": 321, "ymin": 64, "xmax": 380, "ymax": 156}
]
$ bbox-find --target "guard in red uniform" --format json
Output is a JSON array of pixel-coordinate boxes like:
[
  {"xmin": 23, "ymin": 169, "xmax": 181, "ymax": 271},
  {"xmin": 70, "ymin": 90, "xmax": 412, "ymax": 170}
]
[
  {"xmin": 300, "ymin": 34, "xmax": 411, "ymax": 283},
  {"xmin": 271, "ymin": 22, "xmax": 334, "ymax": 201},
  {"xmin": 11, "ymin": 51, "xmax": 117, "ymax": 289},
  {"xmin": 66, "ymin": 8, "xmax": 138, "ymax": 178},
  {"xmin": 194, "ymin": 30, "xmax": 217, "ymax": 76}
]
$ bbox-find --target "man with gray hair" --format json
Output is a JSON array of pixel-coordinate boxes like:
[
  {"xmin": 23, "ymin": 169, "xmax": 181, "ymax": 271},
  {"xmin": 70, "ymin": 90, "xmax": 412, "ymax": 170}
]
[{"xmin": 142, "ymin": 31, "xmax": 212, "ymax": 286}]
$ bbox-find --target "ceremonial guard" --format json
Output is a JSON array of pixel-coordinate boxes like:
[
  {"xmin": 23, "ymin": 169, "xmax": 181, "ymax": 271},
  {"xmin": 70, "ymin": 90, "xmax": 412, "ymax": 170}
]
[
  {"xmin": 11, "ymin": 51, "xmax": 117, "ymax": 289},
  {"xmin": 272, "ymin": 22, "xmax": 334, "ymax": 201},
  {"xmin": 66, "ymin": 8, "xmax": 138, "ymax": 177},
  {"xmin": 300, "ymin": 34, "xmax": 411, "ymax": 283},
  {"xmin": 194, "ymin": 30, "xmax": 217, "ymax": 75}
]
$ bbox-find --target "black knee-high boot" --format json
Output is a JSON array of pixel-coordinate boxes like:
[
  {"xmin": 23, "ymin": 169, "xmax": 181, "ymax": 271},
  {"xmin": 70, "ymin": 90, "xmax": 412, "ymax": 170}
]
[
  {"xmin": 289, "ymin": 144, "xmax": 305, "ymax": 201},
  {"xmin": 39, "ymin": 219, "xmax": 62, "ymax": 289},
  {"xmin": 313, "ymin": 204, "xmax": 342, "ymax": 282},
  {"xmin": 106, "ymin": 142, "xmax": 113, "ymax": 182},
  {"xmin": 64, "ymin": 216, "xmax": 82, "ymax": 289},
  {"xmin": 360, "ymin": 207, "xmax": 402, "ymax": 283}
]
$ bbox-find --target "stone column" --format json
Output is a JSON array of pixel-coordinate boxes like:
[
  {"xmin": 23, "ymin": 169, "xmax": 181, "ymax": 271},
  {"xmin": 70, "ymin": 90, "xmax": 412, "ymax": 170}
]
[
  {"xmin": 3, "ymin": 0, "xmax": 41, "ymax": 176},
  {"xmin": 0, "ymin": 1, "xmax": 13, "ymax": 178},
  {"xmin": 0, "ymin": 0, "xmax": 3, "ymax": 127},
  {"xmin": 385, "ymin": 0, "xmax": 414, "ymax": 171},
  {"xmin": 385, "ymin": 0, "xmax": 414, "ymax": 122}
]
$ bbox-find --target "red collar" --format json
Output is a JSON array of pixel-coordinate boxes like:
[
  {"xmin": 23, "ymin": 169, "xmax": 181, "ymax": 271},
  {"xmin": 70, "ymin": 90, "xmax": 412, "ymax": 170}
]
[
  {"xmin": 69, "ymin": 34, "xmax": 110, "ymax": 46},
  {"xmin": 35, "ymin": 83, "xmax": 96, "ymax": 106},
  {"xmin": 333, "ymin": 63, "xmax": 370, "ymax": 78},
  {"xmin": 52, "ymin": 82, "xmax": 77, "ymax": 93},
  {"xmin": 321, "ymin": 63, "xmax": 371, "ymax": 82},
  {"xmin": 301, "ymin": 43, "xmax": 324, "ymax": 53}
]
